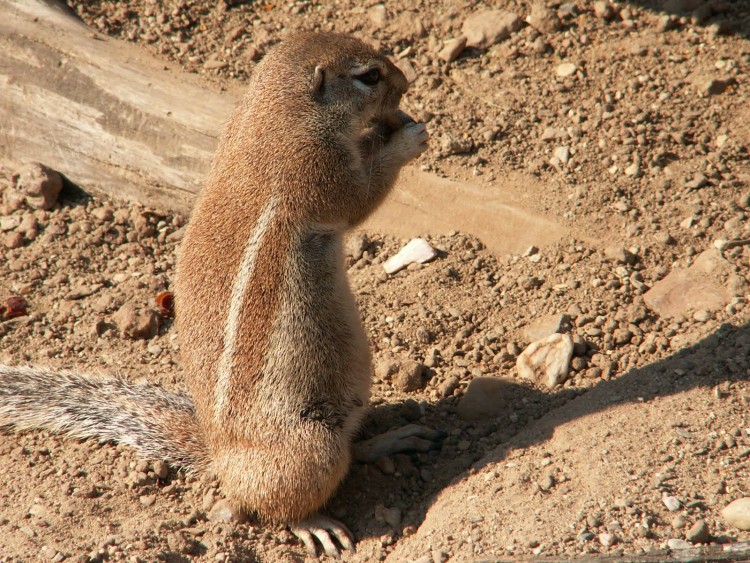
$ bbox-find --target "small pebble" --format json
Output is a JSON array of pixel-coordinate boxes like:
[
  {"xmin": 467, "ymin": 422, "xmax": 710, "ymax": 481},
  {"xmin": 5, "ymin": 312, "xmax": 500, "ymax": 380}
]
[
  {"xmin": 599, "ymin": 532, "xmax": 617, "ymax": 547},
  {"xmin": 685, "ymin": 519, "xmax": 710, "ymax": 544},
  {"xmin": 672, "ymin": 514, "xmax": 688, "ymax": 529},
  {"xmin": 667, "ymin": 538, "xmax": 693, "ymax": 550},
  {"xmin": 556, "ymin": 62, "xmax": 577, "ymax": 77},
  {"xmin": 139, "ymin": 494, "xmax": 157, "ymax": 507},
  {"xmin": 663, "ymin": 494, "xmax": 681, "ymax": 511},
  {"xmin": 438, "ymin": 37, "xmax": 466, "ymax": 63}
]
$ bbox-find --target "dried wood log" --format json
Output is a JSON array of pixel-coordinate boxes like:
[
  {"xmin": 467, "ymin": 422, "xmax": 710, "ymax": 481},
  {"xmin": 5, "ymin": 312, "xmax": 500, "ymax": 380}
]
[
  {"xmin": 0, "ymin": 0, "xmax": 568, "ymax": 257},
  {"xmin": 0, "ymin": 0, "xmax": 237, "ymax": 213}
]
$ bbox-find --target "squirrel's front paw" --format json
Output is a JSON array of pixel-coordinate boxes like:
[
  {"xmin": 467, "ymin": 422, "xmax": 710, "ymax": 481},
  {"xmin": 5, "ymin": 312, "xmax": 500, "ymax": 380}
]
[{"xmin": 390, "ymin": 121, "xmax": 429, "ymax": 162}]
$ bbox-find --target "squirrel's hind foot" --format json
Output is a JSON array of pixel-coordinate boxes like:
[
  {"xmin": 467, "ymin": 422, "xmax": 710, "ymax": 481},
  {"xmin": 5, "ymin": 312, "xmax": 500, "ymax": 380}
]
[
  {"xmin": 290, "ymin": 514, "xmax": 355, "ymax": 559},
  {"xmin": 352, "ymin": 424, "xmax": 446, "ymax": 464}
]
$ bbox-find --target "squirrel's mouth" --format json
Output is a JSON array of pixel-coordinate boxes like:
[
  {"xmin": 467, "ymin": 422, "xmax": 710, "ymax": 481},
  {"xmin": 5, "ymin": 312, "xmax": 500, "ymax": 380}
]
[{"xmin": 374, "ymin": 109, "xmax": 415, "ymax": 133}]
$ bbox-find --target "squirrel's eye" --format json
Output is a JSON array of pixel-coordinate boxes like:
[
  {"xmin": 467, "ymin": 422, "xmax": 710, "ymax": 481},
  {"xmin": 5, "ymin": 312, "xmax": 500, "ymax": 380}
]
[{"xmin": 355, "ymin": 68, "xmax": 381, "ymax": 86}]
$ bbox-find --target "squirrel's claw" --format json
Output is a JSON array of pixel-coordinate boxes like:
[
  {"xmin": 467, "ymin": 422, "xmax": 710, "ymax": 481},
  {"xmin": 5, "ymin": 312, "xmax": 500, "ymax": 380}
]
[{"xmin": 291, "ymin": 514, "xmax": 355, "ymax": 558}]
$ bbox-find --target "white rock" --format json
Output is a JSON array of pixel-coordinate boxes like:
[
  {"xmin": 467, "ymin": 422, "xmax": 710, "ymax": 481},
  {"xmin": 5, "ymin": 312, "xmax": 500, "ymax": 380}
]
[
  {"xmin": 722, "ymin": 497, "xmax": 750, "ymax": 530},
  {"xmin": 667, "ymin": 538, "xmax": 693, "ymax": 550},
  {"xmin": 383, "ymin": 238, "xmax": 437, "ymax": 274},
  {"xmin": 662, "ymin": 493, "xmax": 681, "ymax": 511},
  {"xmin": 599, "ymin": 532, "xmax": 617, "ymax": 547},
  {"xmin": 624, "ymin": 161, "xmax": 641, "ymax": 177},
  {"xmin": 556, "ymin": 62, "xmax": 577, "ymax": 77},
  {"xmin": 680, "ymin": 217, "xmax": 695, "ymax": 229},
  {"xmin": 516, "ymin": 333, "xmax": 574, "ymax": 388},
  {"xmin": 553, "ymin": 146, "xmax": 570, "ymax": 164},
  {"xmin": 369, "ymin": 4, "xmax": 386, "ymax": 27},
  {"xmin": 0, "ymin": 216, "xmax": 22, "ymax": 232},
  {"xmin": 208, "ymin": 499, "xmax": 248, "ymax": 523}
]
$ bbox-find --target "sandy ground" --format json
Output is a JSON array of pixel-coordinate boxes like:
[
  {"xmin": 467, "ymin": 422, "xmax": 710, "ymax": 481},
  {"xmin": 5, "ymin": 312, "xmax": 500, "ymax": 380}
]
[{"xmin": 1, "ymin": 0, "xmax": 749, "ymax": 561}]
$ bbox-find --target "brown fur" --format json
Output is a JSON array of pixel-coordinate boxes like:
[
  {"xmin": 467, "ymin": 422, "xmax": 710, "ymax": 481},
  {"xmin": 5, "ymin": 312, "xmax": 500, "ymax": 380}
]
[
  {"xmin": 175, "ymin": 32, "xmax": 426, "ymax": 523},
  {"xmin": 0, "ymin": 32, "xmax": 427, "ymax": 531}
]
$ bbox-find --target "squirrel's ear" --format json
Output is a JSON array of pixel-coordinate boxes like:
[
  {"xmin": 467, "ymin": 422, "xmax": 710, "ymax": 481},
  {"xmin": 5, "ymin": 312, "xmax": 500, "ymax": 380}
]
[{"xmin": 311, "ymin": 65, "xmax": 325, "ymax": 99}]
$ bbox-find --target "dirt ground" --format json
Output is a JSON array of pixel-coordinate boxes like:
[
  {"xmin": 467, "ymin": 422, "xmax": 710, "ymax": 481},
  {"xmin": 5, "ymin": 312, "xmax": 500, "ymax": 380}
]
[{"xmin": 1, "ymin": 0, "xmax": 750, "ymax": 561}]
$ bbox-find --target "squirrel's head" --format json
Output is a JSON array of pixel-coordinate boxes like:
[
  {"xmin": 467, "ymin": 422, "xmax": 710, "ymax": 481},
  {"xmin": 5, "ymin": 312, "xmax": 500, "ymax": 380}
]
[{"xmin": 251, "ymin": 33, "xmax": 410, "ymax": 136}]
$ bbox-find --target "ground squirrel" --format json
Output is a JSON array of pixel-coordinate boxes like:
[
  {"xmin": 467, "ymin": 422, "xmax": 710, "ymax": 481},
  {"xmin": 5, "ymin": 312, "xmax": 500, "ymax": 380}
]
[{"xmin": 0, "ymin": 32, "xmax": 437, "ymax": 557}]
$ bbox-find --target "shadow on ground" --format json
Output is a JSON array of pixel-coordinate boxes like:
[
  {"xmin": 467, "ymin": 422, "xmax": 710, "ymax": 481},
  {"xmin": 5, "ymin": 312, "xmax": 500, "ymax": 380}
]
[
  {"xmin": 337, "ymin": 319, "xmax": 749, "ymax": 543},
  {"xmin": 624, "ymin": 0, "xmax": 749, "ymax": 38}
]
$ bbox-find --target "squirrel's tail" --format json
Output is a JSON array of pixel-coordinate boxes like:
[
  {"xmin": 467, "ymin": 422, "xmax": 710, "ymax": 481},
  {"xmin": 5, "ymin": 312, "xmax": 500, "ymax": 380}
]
[{"xmin": 0, "ymin": 365, "xmax": 207, "ymax": 469}]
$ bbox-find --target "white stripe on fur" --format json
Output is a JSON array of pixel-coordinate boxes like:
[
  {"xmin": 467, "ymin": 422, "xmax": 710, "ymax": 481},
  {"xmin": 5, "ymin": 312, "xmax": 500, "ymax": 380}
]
[{"xmin": 214, "ymin": 197, "xmax": 279, "ymax": 421}]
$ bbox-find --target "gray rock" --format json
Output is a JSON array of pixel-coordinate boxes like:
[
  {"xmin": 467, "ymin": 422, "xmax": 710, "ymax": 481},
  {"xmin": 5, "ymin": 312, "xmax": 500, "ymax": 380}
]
[
  {"xmin": 593, "ymin": 1, "xmax": 616, "ymax": 20},
  {"xmin": 438, "ymin": 37, "xmax": 467, "ymax": 63},
  {"xmin": 393, "ymin": 360, "xmax": 426, "ymax": 392},
  {"xmin": 3, "ymin": 231, "xmax": 23, "ymax": 249},
  {"xmin": 644, "ymin": 249, "xmax": 733, "ymax": 318},
  {"xmin": 346, "ymin": 233, "xmax": 369, "ymax": 260},
  {"xmin": 553, "ymin": 146, "xmax": 570, "ymax": 164},
  {"xmin": 693, "ymin": 309, "xmax": 712, "ymax": 322},
  {"xmin": 462, "ymin": 10, "xmax": 522, "ymax": 49},
  {"xmin": 657, "ymin": 14, "xmax": 678, "ymax": 32},
  {"xmin": 672, "ymin": 514, "xmax": 688, "ymax": 529},
  {"xmin": 685, "ymin": 519, "xmax": 710, "ymax": 544},
  {"xmin": 722, "ymin": 498, "xmax": 750, "ymax": 530},
  {"xmin": 112, "ymin": 304, "xmax": 160, "ymax": 340},
  {"xmin": 599, "ymin": 532, "xmax": 617, "ymax": 547},
  {"xmin": 438, "ymin": 375, "xmax": 460, "ymax": 398},
  {"xmin": 440, "ymin": 134, "xmax": 473, "ymax": 155},
  {"xmin": 696, "ymin": 76, "xmax": 738, "ymax": 96},
  {"xmin": 541, "ymin": 127, "xmax": 566, "ymax": 142},
  {"xmin": 526, "ymin": 3, "xmax": 561, "ymax": 34},
  {"xmin": 203, "ymin": 57, "xmax": 228, "ymax": 71},
  {"xmin": 558, "ymin": 3, "xmax": 578, "ymax": 18},
  {"xmin": 663, "ymin": 494, "xmax": 681, "ymax": 512},
  {"xmin": 12, "ymin": 162, "xmax": 63, "ymax": 210},
  {"xmin": 456, "ymin": 377, "xmax": 515, "ymax": 421},
  {"xmin": 667, "ymin": 538, "xmax": 694, "ymax": 550},
  {"xmin": 605, "ymin": 246, "xmax": 637, "ymax": 265},
  {"xmin": 613, "ymin": 328, "xmax": 633, "ymax": 346},
  {"xmin": 517, "ymin": 333, "xmax": 574, "ymax": 388},
  {"xmin": 369, "ymin": 4, "xmax": 386, "ymax": 27},
  {"xmin": 624, "ymin": 161, "xmax": 641, "ymax": 177},
  {"xmin": 208, "ymin": 499, "xmax": 248, "ymax": 523},
  {"xmin": 685, "ymin": 174, "xmax": 708, "ymax": 190},
  {"xmin": 654, "ymin": 231, "xmax": 676, "ymax": 245},
  {"xmin": 382, "ymin": 506, "xmax": 402, "ymax": 528},
  {"xmin": 0, "ymin": 216, "xmax": 21, "ymax": 232},
  {"xmin": 395, "ymin": 58, "xmax": 417, "ymax": 84},
  {"xmin": 139, "ymin": 494, "xmax": 157, "ymax": 507},
  {"xmin": 523, "ymin": 314, "xmax": 567, "ymax": 342}
]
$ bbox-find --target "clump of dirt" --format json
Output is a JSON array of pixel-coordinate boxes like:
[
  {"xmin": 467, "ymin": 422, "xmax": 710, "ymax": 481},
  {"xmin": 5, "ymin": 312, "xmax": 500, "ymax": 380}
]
[{"xmin": 1, "ymin": 0, "xmax": 749, "ymax": 561}]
